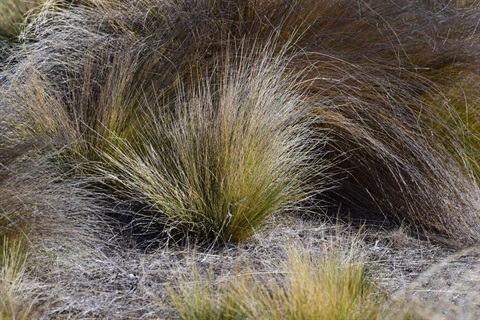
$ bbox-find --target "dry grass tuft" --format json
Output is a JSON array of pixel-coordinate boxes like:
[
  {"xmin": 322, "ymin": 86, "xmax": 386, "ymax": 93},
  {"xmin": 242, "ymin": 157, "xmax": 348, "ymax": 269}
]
[
  {"xmin": 169, "ymin": 244, "xmax": 383, "ymax": 320},
  {"xmin": 0, "ymin": 236, "xmax": 34, "ymax": 320}
]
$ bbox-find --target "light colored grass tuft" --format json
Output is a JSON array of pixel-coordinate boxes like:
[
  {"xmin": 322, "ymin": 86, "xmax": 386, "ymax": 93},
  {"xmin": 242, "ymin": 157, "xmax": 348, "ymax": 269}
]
[
  {"xmin": 168, "ymin": 246, "xmax": 383, "ymax": 320},
  {"xmin": 0, "ymin": 236, "xmax": 34, "ymax": 320}
]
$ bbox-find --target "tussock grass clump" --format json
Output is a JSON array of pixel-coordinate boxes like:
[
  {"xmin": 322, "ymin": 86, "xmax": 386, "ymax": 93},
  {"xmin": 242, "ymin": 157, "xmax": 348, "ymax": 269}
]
[
  {"xmin": 7, "ymin": 0, "xmax": 322, "ymax": 243},
  {"xmin": 0, "ymin": 0, "xmax": 477, "ymax": 316},
  {"xmin": 169, "ymin": 247, "xmax": 382, "ymax": 320},
  {"xmin": 281, "ymin": 0, "xmax": 480, "ymax": 243},
  {"xmin": 77, "ymin": 48, "xmax": 317, "ymax": 243},
  {"xmin": 0, "ymin": 65, "xmax": 103, "ymax": 244}
]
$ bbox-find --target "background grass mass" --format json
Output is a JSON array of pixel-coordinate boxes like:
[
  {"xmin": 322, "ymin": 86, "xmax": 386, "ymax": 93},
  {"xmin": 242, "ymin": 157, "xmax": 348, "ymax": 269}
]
[{"xmin": 0, "ymin": 0, "xmax": 480, "ymax": 318}]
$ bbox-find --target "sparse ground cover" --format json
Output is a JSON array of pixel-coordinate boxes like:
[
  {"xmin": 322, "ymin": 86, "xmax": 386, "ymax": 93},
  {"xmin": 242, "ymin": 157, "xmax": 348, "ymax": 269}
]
[
  {"xmin": 1, "ymin": 0, "xmax": 480, "ymax": 319},
  {"xmin": 4, "ymin": 215, "xmax": 476, "ymax": 319}
]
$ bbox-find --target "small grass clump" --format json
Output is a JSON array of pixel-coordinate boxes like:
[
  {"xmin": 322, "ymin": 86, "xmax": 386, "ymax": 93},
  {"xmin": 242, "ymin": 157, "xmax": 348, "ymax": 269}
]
[
  {"xmin": 169, "ymin": 248, "xmax": 382, "ymax": 320},
  {"xmin": 0, "ymin": 236, "xmax": 34, "ymax": 320}
]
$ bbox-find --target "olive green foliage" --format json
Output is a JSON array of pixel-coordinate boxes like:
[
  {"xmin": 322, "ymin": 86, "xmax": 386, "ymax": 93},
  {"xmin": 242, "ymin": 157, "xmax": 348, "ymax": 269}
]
[
  {"xmin": 9, "ymin": 0, "xmax": 322, "ymax": 244},
  {"xmin": 2, "ymin": 0, "xmax": 480, "ymax": 245},
  {"xmin": 93, "ymin": 50, "xmax": 314, "ymax": 242}
]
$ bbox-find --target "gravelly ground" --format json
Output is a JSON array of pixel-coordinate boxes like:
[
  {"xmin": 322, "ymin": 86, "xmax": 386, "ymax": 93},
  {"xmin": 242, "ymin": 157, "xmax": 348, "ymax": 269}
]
[
  {"xmin": 27, "ymin": 214, "xmax": 479, "ymax": 319},
  {"xmin": 386, "ymin": 248, "xmax": 480, "ymax": 319}
]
